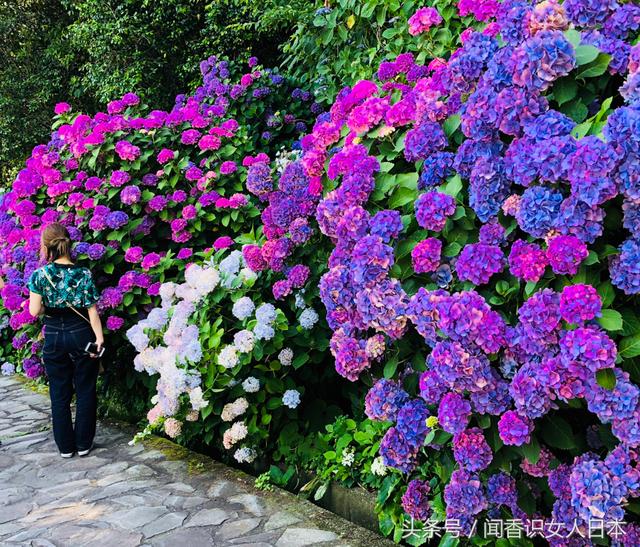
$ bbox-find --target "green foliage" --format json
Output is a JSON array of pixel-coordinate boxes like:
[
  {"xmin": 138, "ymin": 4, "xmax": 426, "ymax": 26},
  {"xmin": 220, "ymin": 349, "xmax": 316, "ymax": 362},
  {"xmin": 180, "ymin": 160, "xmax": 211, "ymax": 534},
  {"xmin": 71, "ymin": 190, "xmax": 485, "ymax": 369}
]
[
  {"xmin": 282, "ymin": 0, "xmax": 462, "ymax": 104},
  {"xmin": 0, "ymin": 0, "xmax": 72, "ymax": 180}
]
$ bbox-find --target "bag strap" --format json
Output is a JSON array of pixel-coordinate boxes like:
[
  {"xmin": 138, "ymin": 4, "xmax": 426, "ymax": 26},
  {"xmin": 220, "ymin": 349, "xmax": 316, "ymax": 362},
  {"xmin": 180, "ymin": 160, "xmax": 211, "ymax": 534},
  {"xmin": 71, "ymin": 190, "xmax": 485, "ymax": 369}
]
[{"xmin": 41, "ymin": 267, "xmax": 92, "ymax": 325}]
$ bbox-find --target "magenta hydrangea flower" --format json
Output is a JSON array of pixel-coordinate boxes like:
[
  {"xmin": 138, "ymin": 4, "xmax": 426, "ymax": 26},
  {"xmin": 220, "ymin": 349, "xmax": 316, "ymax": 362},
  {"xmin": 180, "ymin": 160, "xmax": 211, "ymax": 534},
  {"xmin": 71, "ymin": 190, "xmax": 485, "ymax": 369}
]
[
  {"xmin": 401, "ymin": 480, "xmax": 432, "ymax": 522},
  {"xmin": 220, "ymin": 161, "xmax": 237, "ymax": 175},
  {"xmin": 148, "ymin": 195, "xmax": 168, "ymax": 212},
  {"xmin": 110, "ymin": 170, "xmax": 131, "ymax": 188},
  {"xmin": 120, "ymin": 185, "xmax": 141, "ymax": 205},
  {"xmin": 498, "ymin": 410, "xmax": 533, "ymax": 446},
  {"xmin": 408, "ymin": 7, "xmax": 443, "ymax": 36},
  {"xmin": 414, "ymin": 191, "xmax": 456, "ymax": 232},
  {"xmin": 115, "ymin": 140, "xmax": 141, "ymax": 161},
  {"xmin": 124, "ymin": 246, "xmax": 143, "ymax": 263},
  {"xmin": 287, "ymin": 264, "xmax": 309, "ymax": 288},
  {"xmin": 243, "ymin": 244, "xmax": 267, "ymax": 272},
  {"xmin": 106, "ymin": 316, "xmax": 125, "ymax": 330},
  {"xmin": 546, "ymin": 235, "xmax": 588, "ymax": 275},
  {"xmin": 411, "ymin": 238, "xmax": 442, "ymax": 273},
  {"xmin": 438, "ymin": 392, "xmax": 471, "ymax": 435},
  {"xmin": 272, "ymin": 279, "xmax": 292, "ymax": 300},
  {"xmin": 456, "ymin": 242, "xmax": 504, "ymax": 285},
  {"xmin": 141, "ymin": 252, "xmax": 161, "ymax": 271},
  {"xmin": 157, "ymin": 149, "xmax": 175, "ymax": 164},
  {"xmin": 458, "ymin": 0, "xmax": 499, "ymax": 21},
  {"xmin": 54, "ymin": 102, "xmax": 71, "ymax": 115},
  {"xmin": 508, "ymin": 240, "xmax": 548, "ymax": 282},
  {"xmin": 214, "ymin": 236, "xmax": 234, "ymax": 249},
  {"xmin": 559, "ymin": 284, "xmax": 601, "ymax": 324}
]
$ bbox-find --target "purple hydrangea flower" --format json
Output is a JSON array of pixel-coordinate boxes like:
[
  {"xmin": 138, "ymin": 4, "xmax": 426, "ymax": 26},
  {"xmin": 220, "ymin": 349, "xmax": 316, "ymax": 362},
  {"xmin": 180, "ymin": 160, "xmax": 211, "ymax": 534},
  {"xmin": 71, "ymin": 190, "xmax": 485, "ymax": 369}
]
[
  {"xmin": 414, "ymin": 191, "xmax": 456, "ymax": 232},
  {"xmin": 498, "ymin": 410, "xmax": 533, "ymax": 446},
  {"xmin": 411, "ymin": 238, "xmax": 442, "ymax": 274},
  {"xmin": 559, "ymin": 284, "xmax": 601, "ymax": 324},
  {"xmin": 546, "ymin": 235, "xmax": 588, "ymax": 275},
  {"xmin": 453, "ymin": 427, "xmax": 493, "ymax": 471},
  {"xmin": 456, "ymin": 243, "xmax": 505, "ymax": 285},
  {"xmin": 365, "ymin": 379, "xmax": 409, "ymax": 421},
  {"xmin": 438, "ymin": 392, "xmax": 471, "ymax": 435},
  {"xmin": 401, "ymin": 480, "xmax": 432, "ymax": 522}
]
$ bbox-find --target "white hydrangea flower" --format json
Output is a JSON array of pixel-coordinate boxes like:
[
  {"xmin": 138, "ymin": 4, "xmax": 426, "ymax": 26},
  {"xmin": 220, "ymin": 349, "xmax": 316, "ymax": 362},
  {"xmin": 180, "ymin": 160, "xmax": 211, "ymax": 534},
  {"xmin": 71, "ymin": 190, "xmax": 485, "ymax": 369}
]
[
  {"xmin": 282, "ymin": 389, "xmax": 301, "ymax": 409},
  {"xmin": 234, "ymin": 447, "xmax": 257, "ymax": 464},
  {"xmin": 218, "ymin": 345, "xmax": 239, "ymax": 369},
  {"xmin": 255, "ymin": 303, "xmax": 277, "ymax": 324},
  {"xmin": 242, "ymin": 377, "xmax": 260, "ymax": 393},
  {"xmin": 189, "ymin": 387, "xmax": 208, "ymax": 411},
  {"xmin": 299, "ymin": 308, "xmax": 319, "ymax": 330},
  {"xmin": 232, "ymin": 296, "xmax": 255, "ymax": 320},
  {"xmin": 221, "ymin": 398, "xmax": 249, "ymax": 421},
  {"xmin": 341, "ymin": 448, "xmax": 355, "ymax": 467},
  {"xmin": 159, "ymin": 281, "xmax": 177, "ymax": 303},
  {"xmin": 254, "ymin": 322, "xmax": 275, "ymax": 341},
  {"xmin": 219, "ymin": 250, "xmax": 243, "ymax": 276},
  {"xmin": 126, "ymin": 324, "xmax": 150, "ymax": 352},
  {"xmin": 223, "ymin": 421, "xmax": 248, "ymax": 449},
  {"xmin": 294, "ymin": 290, "xmax": 306, "ymax": 309},
  {"xmin": 239, "ymin": 267, "xmax": 257, "ymax": 284},
  {"xmin": 233, "ymin": 330, "xmax": 255, "ymax": 353},
  {"xmin": 278, "ymin": 348, "xmax": 294, "ymax": 367},
  {"xmin": 370, "ymin": 456, "xmax": 387, "ymax": 477}
]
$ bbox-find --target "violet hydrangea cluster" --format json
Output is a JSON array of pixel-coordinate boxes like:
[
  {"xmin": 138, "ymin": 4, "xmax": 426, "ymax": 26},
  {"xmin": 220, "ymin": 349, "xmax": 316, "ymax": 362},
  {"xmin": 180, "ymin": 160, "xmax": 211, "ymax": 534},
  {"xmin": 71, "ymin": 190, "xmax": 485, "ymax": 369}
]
[{"xmin": 297, "ymin": 1, "xmax": 640, "ymax": 538}]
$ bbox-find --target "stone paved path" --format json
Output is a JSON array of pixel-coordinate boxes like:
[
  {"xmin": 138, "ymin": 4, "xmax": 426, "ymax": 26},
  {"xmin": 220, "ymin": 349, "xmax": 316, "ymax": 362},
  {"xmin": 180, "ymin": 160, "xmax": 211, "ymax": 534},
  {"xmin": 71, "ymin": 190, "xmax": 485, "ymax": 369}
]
[{"xmin": 0, "ymin": 376, "xmax": 392, "ymax": 547}]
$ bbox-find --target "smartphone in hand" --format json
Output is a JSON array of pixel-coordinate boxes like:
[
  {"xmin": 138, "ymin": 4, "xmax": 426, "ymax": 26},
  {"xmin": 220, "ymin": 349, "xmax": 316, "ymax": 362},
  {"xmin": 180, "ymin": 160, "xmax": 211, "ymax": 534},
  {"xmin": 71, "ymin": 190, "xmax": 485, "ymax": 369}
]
[{"xmin": 85, "ymin": 342, "xmax": 105, "ymax": 358}]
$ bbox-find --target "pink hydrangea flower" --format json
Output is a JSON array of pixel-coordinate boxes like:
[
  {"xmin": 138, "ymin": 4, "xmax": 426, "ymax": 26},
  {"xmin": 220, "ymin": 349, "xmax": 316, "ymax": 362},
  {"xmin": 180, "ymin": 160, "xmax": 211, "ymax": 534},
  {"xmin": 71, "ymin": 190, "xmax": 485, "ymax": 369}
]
[{"xmin": 408, "ymin": 7, "xmax": 443, "ymax": 36}]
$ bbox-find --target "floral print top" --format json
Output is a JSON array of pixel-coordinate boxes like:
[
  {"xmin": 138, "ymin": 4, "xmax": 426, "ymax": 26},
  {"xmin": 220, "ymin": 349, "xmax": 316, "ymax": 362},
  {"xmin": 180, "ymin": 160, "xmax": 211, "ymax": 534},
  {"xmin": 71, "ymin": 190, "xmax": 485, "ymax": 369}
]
[{"xmin": 28, "ymin": 263, "xmax": 100, "ymax": 309}]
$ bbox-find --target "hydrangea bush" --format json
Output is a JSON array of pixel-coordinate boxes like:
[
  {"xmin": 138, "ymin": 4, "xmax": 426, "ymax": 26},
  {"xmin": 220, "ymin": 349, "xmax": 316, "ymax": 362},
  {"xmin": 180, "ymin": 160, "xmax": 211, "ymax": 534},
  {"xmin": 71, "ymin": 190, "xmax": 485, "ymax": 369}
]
[
  {"xmin": 293, "ymin": 1, "xmax": 640, "ymax": 543},
  {"xmin": 0, "ymin": 55, "xmax": 314, "ymax": 380},
  {"xmin": 126, "ymin": 245, "xmax": 337, "ymax": 465}
]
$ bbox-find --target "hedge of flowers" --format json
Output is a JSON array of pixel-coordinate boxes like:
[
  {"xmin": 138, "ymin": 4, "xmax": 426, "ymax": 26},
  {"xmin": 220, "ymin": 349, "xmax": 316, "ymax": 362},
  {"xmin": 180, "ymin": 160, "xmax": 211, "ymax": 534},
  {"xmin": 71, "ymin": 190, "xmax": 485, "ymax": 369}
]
[
  {"xmin": 289, "ymin": 0, "xmax": 640, "ymax": 544},
  {"xmin": 4, "ymin": 0, "xmax": 640, "ymax": 545},
  {"xmin": 0, "ymin": 55, "xmax": 316, "ymax": 379},
  {"xmin": 125, "ymin": 245, "xmax": 330, "ymax": 464}
]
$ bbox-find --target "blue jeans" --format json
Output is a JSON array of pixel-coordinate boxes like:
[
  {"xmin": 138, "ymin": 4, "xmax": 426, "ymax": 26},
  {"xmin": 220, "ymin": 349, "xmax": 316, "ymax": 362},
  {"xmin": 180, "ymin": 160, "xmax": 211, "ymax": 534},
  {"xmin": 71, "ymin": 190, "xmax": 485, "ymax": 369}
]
[{"xmin": 43, "ymin": 315, "xmax": 98, "ymax": 453}]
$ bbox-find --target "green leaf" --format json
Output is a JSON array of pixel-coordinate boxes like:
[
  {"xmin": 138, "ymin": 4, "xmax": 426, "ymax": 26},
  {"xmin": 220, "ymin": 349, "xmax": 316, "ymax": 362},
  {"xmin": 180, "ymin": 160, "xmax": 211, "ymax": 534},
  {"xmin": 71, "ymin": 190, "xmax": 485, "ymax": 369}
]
[
  {"xmin": 443, "ymin": 114, "xmax": 461, "ymax": 137},
  {"xmin": 564, "ymin": 29, "xmax": 582, "ymax": 48},
  {"xmin": 541, "ymin": 417, "xmax": 576, "ymax": 450},
  {"xmin": 553, "ymin": 78, "xmax": 577, "ymax": 106},
  {"xmin": 597, "ymin": 281, "xmax": 615, "ymax": 309},
  {"xmin": 597, "ymin": 309, "xmax": 623, "ymax": 332},
  {"xmin": 521, "ymin": 436, "xmax": 541, "ymax": 465},
  {"xmin": 575, "ymin": 44, "xmax": 600, "ymax": 66},
  {"xmin": 383, "ymin": 355, "xmax": 399, "ymax": 379},
  {"xmin": 621, "ymin": 309, "xmax": 640, "ymax": 337},
  {"xmin": 441, "ymin": 175, "xmax": 462, "ymax": 198},
  {"xmin": 103, "ymin": 263, "xmax": 114, "ymax": 275},
  {"xmin": 577, "ymin": 53, "xmax": 611, "ymax": 79},
  {"xmin": 314, "ymin": 481, "xmax": 329, "ymax": 501},
  {"xmin": 596, "ymin": 368, "xmax": 617, "ymax": 391},
  {"xmin": 620, "ymin": 334, "xmax": 640, "ymax": 359},
  {"xmin": 389, "ymin": 187, "xmax": 416, "ymax": 208}
]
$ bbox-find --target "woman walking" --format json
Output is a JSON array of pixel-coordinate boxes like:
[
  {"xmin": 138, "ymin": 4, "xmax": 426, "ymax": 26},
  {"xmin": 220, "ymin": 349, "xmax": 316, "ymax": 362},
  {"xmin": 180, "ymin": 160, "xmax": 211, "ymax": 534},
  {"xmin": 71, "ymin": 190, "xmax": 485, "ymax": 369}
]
[{"xmin": 28, "ymin": 223, "xmax": 104, "ymax": 458}]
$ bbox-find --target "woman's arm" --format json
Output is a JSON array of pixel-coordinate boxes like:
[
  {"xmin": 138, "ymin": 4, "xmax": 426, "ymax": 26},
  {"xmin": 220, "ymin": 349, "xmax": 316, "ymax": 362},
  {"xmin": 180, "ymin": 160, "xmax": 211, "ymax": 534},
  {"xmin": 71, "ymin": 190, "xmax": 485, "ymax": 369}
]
[
  {"xmin": 28, "ymin": 292, "xmax": 44, "ymax": 318},
  {"xmin": 87, "ymin": 305, "xmax": 104, "ymax": 349}
]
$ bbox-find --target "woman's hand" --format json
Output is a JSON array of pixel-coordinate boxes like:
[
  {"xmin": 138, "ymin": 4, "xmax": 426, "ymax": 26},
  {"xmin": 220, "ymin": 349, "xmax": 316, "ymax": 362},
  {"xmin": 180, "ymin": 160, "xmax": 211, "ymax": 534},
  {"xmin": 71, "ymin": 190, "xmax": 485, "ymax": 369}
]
[{"xmin": 90, "ymin": 337, "xmax": 105, "ymax": 359}]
